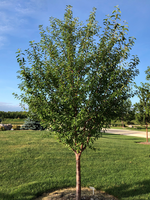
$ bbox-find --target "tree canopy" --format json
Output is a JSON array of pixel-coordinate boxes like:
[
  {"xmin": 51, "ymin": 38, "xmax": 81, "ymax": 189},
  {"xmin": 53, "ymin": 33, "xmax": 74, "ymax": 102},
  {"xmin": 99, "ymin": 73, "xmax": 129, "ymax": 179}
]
[
  {"xmin": 135, "ymin": 83, "xmax": 150, "ymax": 123},
  {"xmin": 145, "ymin": 66, "xmax": 150, "ymax": 80},
  {"xmin": 117, "ymin": 99, "xmax": 135, "ymax": 125},
  {"xmin": 13, "ymin": 5, "xmax": 139, "ymax": 200},
  {"xmin": 134, "ymin": 82, "xmax": 150, "ymax": 142}
]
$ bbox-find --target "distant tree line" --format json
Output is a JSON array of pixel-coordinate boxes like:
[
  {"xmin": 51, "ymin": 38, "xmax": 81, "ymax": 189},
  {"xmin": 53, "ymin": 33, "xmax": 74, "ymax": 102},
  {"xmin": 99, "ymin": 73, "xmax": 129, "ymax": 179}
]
[{"xmin": 0, "ymin": 111, "xmax": 28, "ymax": 120}]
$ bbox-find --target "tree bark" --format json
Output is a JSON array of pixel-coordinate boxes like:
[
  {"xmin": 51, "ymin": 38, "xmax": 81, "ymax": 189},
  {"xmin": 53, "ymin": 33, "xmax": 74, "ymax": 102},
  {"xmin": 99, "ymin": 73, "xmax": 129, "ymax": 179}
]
[
  {"xmin": 122, "ymin": 120, "xmax": 124, "ymax": 128},
  {"xmin": 75, "ymin": 153, "xmax": 81, "ymax": 200},
  {"xmin": 146, "ymin": 120, "xmax": 148, "ymax": 143},
  {"xmin": 121, "ymin": 117, "xmax": 124, "ymax": 128}
]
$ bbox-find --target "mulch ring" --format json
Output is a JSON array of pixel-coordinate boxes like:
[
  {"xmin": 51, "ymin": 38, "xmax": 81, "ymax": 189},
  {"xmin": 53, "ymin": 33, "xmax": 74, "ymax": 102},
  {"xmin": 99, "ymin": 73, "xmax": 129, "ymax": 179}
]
[
  {"xmin": 137, "ymin": 142, "xmax": 150, "ymax": 145},
  {"xmin": 34, "ymin": 187, "xmax": 119, "ymax": 200}
]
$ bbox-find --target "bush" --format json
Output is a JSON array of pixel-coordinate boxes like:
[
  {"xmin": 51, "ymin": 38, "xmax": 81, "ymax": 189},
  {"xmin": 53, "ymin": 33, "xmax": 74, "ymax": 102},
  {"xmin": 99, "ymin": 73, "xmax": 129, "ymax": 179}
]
[
  {"xmin": 134, "ymin": 126, "xmax": 143, "ymax": 129},
  {"xmin": 12, "ymin": 125, "xmax": 21, "ymax": 130},
  {"xmin": 136, "ymin": 127, "xmax": 142, "ymax": 129},
  {"xmin": 111, "ymin": 123, "xmax": 125, "ymax": 127},
  {"xmin": 21, "ymin": 117, "xmax": 44, "ymax": 130},
  {"xmin": 127, "ymin": 121, "xmax": 135, "ymax": 125},
  {"xmin": 0, "ymin": 126, "xmax": 6, "ymax": 131}
]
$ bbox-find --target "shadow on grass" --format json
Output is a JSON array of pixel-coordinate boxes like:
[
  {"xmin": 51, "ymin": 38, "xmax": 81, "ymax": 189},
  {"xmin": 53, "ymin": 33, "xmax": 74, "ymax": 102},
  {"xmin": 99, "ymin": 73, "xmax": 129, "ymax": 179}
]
[
  {"xmin": 0, "ymin": 192, "xmax": 34, "ymax": 200},
  {"xmin": 0, "ymin": 193, "xmax": 13, "ymax": 200},
  {"xmin": 0, "ymin": 188, "xmax": 66, "ymax": 200},
  {"xmin": 104, "ymin": 179, "xmax": 150, "ymax": 200},
  {"xmin": 0, "ymin": 179, "xmax": 75, "ymax": 200},
  {"xmin": 2, "ymin": 179, "xmax": 150, "ymax": 200}
]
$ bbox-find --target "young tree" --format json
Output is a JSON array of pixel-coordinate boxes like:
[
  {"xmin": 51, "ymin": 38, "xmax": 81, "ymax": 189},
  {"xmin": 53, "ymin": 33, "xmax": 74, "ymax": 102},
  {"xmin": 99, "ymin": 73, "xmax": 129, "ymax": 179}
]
[
  {"xmin": 124, "ymin": 100, "xmax": 136, "ymax": 124},
  {"xmin": 13, "ymin": 5, "xmax": 139, "ymax": 200},
  {"xmin": 119, "ymin": 99, "xmax": 135, "ymax": 126},
  {"xmin": 134, "ymin": 83, "xmax": 150, "ymax": 142}
]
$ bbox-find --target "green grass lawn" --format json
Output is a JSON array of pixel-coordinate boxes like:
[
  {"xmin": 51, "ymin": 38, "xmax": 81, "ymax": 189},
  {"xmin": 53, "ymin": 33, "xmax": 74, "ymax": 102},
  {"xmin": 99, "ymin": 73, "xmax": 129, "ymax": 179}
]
[
  {"xmin": 2, "ymin": 118, "xmax": 26, "ymax": 125},
  {"xmin": 1, "ymin": 130, "xmax": 150, "ymax": 200}
]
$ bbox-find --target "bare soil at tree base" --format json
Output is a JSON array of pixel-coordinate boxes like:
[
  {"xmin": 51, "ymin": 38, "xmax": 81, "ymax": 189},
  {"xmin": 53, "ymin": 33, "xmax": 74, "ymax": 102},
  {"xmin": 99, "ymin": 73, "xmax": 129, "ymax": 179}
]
[{"xmin": 34, "ymin": 187, "xmax": 119, "ymax": 200}]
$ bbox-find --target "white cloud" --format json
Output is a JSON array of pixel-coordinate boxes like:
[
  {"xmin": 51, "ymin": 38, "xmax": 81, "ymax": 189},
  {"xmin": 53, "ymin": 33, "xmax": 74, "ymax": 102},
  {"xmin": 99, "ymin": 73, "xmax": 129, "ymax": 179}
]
[
  {"xmin": 15, "ymin": 2, "xmax": 36, "ymax": 16},
  {"xmin": 0, "ymin": 35, "xmax": 7, "ymax": 48},
  {"xmin": 0, "ymin": 1, "xmax": 12, "ymax": 8},
  {"xmin": 0, "ymin": 0, "xmax": 44, "ymax": 48},
  {"xmin": 0, "ymin": 11, "xmax": 14, "ymax": 33},
  {"xmin": 0, "ymin": 102, "xmax": 24, "ymax": 112},
  {"xmin": 0, "ymin": 101, "xmax": 29, "ymax": 112}
]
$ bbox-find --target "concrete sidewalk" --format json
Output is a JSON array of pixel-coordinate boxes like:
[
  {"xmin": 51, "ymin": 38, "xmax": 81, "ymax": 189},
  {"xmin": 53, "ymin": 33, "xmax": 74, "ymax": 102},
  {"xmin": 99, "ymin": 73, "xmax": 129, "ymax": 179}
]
[{"xmin": 103, "ymin": 128, "xmax": 149, "ymax": 139}]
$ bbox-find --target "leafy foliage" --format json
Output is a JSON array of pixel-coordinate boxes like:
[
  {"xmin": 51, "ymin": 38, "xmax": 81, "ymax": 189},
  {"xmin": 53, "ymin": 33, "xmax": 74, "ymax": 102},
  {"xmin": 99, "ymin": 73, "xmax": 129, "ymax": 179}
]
[
  {"xmin": 13, "ymin": 125, "xmax": 21, "ymax": 130},
  {"xmin": 0, "ymin": 126, "xmax": 6, "ymax": 131},
  {"xmin": 0, "ymin": 111, "xmax": 28, "ymax": 119},
  {"xmin": 134, "ymin": 83, "xmax": 150, "ymax": 125},
  {"xmin": 13, "ymin": 5, "xmax": 139, "ymax": 153},
  {"xmin": 145, "ymin": 66, "xmax": 150, "ymax": 81},
  {"xmin": 121, "ymin": 99, "xmax": 136, "ymax": 124}
]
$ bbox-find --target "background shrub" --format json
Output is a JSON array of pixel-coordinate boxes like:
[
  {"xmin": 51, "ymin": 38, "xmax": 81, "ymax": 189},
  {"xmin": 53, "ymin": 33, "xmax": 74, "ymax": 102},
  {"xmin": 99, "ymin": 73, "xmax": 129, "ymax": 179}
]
[
  {"xmin": 0, "ymin": 126, "xmax": 6, "ymax": 131},
  {"xmin": 12, "ymin": 125, "xmax": 21, "ymax": 130},
  {"xmin": 111, "ymin": 123, "xmax": 125, "ymax": 127},
  {"xmin": 127, "ymin": 121, "xmax": 135, "ymax": 125},
  {"xmin": 21, "ymin": 117, "xmax": 44, "ymax": 130}
]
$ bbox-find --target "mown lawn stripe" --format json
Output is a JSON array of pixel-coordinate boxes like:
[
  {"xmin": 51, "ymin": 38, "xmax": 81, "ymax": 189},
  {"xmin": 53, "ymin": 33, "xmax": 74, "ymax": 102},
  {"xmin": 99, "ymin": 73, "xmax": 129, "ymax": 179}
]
[{"xmin": 0, "ymin": 130, "xmax": 150, "ymax": 200}]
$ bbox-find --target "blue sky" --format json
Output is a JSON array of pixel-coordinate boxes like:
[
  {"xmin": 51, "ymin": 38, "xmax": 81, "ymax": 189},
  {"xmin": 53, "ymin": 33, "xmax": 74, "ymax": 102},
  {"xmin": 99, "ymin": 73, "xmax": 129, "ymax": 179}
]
[{"xmin": 0, "ymin": 0, "xmax": 149, "ymax": 112}]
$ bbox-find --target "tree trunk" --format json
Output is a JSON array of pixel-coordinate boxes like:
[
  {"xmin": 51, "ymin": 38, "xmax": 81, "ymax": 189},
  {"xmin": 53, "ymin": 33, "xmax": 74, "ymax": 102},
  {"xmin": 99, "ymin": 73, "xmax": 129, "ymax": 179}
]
[
  {"xmin": 75, "ymin": 153, "xmax": 81, "ymax": 200},
  {"xmin": 122, "ymin": 120, "xmax": 124, "ymax": 128},
  {"xmin": 146, "ymin": 121, "xmax": 148, "ymax": 143}
]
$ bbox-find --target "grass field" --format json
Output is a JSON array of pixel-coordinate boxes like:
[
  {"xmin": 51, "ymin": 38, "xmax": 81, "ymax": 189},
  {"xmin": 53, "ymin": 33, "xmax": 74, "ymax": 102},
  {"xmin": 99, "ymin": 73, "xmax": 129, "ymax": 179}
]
[
  {"xmin": 2, "ymin": 118, "xmax": 26, "ymax": 125},
  {"xmin": 1, "ymin": 130, "xmax": 150, "ymax": 200}
]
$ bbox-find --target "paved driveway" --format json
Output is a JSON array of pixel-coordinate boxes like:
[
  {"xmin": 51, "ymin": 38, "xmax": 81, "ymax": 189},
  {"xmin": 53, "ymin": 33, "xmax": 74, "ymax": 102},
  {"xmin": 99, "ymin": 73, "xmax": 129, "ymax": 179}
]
[{"xmin": 104, "ymin": 128, "xmax": 148, "ymax": 138}]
